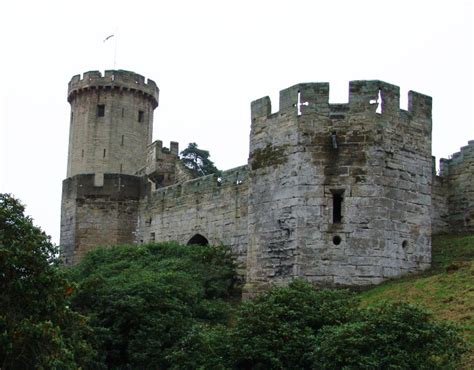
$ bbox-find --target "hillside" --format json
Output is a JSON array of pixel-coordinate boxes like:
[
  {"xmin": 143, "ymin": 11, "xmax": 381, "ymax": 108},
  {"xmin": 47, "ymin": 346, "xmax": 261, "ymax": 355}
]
[{"xmin": 359, "ymin": 234, "xmax": 474, "ymax": 367}]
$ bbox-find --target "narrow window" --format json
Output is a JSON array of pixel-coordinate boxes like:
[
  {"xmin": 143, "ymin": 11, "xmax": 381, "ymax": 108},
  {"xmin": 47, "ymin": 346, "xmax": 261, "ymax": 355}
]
[
  {"xmin": 120, "ymin": 163, "xmax": 123, "ymax": 173},
  {"xmin": 332, "ymin": 191, "xmax": 344, "ymax": 224},
  {"xmin": 121, "ymin": 108, "xmax": 124, "ymax": 117},
  {"xmin": 103, "ymin": 149, "xmax": 106, "ymax": 158},
  {"xmin": 150, "ymin": 232, "xmax": 155, "ymax": 242},
  {"xmin": 97, "ymin": 104, "xmax": 105, "ymax": 117},
  {"xmin": 81, "ymin": 149, "xmax": 84, "ymax": 158},
  {"xmin": 121, "ymin": 135, "xmax": 124, "ymax": 146},
  {"xmin": 138, "ymin": 110, "xmax": 144, "ymax": 122},
  {"xmin": 70, "ymin": 111, "xmax": 74, "ymax": 124}
]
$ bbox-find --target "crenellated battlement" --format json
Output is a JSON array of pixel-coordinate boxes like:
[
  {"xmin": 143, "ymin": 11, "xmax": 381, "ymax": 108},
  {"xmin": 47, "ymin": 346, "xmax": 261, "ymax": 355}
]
[
  {"xmin": 251, "ymin": 80, "xmax": 431, "ymax": 121},
  {"xmin": 68, "ymin": 70, "xmax": 159, "ymax": 108},
  {"xmin": 439, "ymin": 140, "xmax": 474, "ymax": 176},
  {"xmin": 61, "ymin": 67, "xmax": 474, "ymax": 293},
  {"xmin": 149, "ymin": 165, "xmax": 248, "ymax": 199},
  {"xmin": 146, "ymin": 140, "xmax": 180, "ymax": 187}
]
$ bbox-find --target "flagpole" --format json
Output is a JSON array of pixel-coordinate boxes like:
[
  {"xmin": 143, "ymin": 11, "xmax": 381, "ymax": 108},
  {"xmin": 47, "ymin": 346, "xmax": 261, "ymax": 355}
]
[{"xmin": 113, "ymin": 28, "xmax": 118, "ymax": 69}]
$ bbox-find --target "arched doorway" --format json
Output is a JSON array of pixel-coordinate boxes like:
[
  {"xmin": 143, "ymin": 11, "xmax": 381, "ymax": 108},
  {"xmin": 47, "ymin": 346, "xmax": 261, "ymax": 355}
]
[{"xmin": 187, "ymin": 234, "xmax": 209, "ymax": 246}]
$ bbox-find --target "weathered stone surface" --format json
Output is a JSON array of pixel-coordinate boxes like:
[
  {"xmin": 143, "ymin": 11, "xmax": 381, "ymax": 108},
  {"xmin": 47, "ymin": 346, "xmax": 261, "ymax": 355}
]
[
  {"xmin": 60, "ymin": 174, "xmax": 142, "ymax": 264},
  {"xmin": 60, "ymin": 70, "xmax": 473, "ymax": 296},
  {"xmin": 66, "ymin": 70, "xmax": 157, "ymax": 178},
  {"xmin": 245, "ymin": 81, "xmax": 433, "ymax": 296},
  {"xmin": 433, "ymin": 141, "xmax": 474, "ymax": 233}
]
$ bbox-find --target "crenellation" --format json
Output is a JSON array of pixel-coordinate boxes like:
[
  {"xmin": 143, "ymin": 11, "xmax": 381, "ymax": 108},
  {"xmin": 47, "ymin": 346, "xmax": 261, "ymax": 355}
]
[
  {"xmin": 251, "ymin": 81, "xmax": 430, "ymax": 123},
  {"xmin": 408, "ymin": 90, "xmax": 432, "ymax": 119},
  {"xmin": 279, "ymin": 84, "xmax": 301, "ymax": 112},
  {"xmin": 60, "ymin": 69, "xmax": 473, "ymax": 296},
  {"xmin": 433, "ymin": 140, "xmax": 474, "ymax": 233},
  {"xmin": 170, "ymin": 141, "xmax": 179, "ymax": 156},
  {"xmin": 68, "ymin": 69, "xmax": 159, "ymax": 108},
  {"xmin": 250, "ymin": 96, "xmax": 271, "ymax": 120}
]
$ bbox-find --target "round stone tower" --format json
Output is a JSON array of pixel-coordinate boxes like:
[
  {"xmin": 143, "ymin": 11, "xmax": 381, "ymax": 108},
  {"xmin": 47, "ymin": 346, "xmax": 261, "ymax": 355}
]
[
  {"xmin": 61, "ymin": 70, "xmax": 159, "ymax": 265},
  {"xmin": 66, "ymin": 70, "xmax": 159, "ymax": 177}
]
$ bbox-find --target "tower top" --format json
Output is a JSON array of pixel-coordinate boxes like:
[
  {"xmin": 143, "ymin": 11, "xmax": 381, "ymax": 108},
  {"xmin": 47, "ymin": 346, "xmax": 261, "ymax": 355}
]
[{"xmin": 68, "ymin": 70, "xmax": 159, "ymax": 108}]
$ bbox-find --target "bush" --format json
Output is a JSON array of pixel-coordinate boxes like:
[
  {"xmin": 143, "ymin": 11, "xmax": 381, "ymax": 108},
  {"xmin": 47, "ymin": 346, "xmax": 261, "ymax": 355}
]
[
  {"xmin": 312, "ymin": 302, "xmax": 467, "ymax": 370},
  {"xmin": 227, "ymin": 280, "xmax": 358, "ymax": 369},
  {"xmin": 66, "ymin": 242, "xmax": 239, "ymax": 368}
]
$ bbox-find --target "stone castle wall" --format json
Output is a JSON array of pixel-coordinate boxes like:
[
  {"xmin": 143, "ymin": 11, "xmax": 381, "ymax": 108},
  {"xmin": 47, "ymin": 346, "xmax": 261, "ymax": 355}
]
[
  {"xmin": 246, "ymin": 81, "xmax": 432, "ymax": 293},
  {"xmin": 60, "ymin": 70, "xmax": 473, "ymax": 292},
  {"xmin": 434, "ymin": 141, "xmax": 474, "ymax": 233},
  {"xmin": 61, "ymin": 174, "xmax": 143, "ymax": 264},
  {"xmin": 136, "ymin": 166, "xmax": 249, "ymax": 270}
]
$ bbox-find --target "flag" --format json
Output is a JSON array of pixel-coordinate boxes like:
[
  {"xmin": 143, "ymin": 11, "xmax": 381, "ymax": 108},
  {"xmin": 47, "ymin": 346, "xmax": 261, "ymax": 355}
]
[{"xmin": 103, "ymin": 34, "xmax": 114, "ymax": 42}]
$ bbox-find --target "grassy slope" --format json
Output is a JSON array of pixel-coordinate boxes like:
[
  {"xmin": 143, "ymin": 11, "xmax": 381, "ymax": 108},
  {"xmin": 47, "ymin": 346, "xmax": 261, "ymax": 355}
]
[{"xmin": 359, "ymin": 234, "xmax": 474, "ymax": 367}]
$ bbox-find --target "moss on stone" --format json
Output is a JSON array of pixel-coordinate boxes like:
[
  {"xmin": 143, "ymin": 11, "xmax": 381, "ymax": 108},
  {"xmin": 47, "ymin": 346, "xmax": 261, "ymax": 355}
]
[{"xmin": 251, "ymin": 144, "xmax": 288, "ymax": 170}]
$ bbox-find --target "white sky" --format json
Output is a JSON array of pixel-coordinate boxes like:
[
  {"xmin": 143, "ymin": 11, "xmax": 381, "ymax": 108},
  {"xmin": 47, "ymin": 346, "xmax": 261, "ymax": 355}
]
[{"xmin": 0, "ymin": 0, "xmax": 472, "ymax": 244}]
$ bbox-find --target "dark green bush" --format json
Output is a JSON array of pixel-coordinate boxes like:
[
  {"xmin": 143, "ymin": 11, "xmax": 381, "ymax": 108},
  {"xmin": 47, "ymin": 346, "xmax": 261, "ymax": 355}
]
[
  {"xmin": 227, "ymin": 279, "xmax": 358, "ymax": 369},
  {"xmin": 312, "ymin": 302, "xmax": 467, "ymax": 370},
  {"xmin": 66, "ymin": 242, "xmax": 239, "ymax": 369}
]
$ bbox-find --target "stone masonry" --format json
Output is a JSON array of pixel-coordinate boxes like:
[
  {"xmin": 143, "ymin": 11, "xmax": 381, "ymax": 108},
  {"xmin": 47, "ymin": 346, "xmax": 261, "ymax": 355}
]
[{"xmin": 60, "ymin": 70, "xmax": 474, "ymax": 294}]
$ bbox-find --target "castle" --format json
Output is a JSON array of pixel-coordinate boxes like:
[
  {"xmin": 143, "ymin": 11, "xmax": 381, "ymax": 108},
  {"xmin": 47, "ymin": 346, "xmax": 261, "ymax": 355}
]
[{"xmin": 60, "ymin": 70, "xmax": 474, "ymax": 295}]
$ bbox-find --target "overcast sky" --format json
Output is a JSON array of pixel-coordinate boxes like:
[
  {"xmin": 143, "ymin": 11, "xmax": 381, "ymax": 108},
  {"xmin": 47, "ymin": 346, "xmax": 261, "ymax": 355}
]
[{"xmin": 0, "ymin": 0, "xmax": 472, "ymax": 244}]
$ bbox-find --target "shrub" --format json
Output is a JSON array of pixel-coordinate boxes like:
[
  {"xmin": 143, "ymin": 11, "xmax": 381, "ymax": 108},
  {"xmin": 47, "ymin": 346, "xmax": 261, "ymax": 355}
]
[
  {"xmin": 227, "ymin": 280, "xmax": 358, "ymax": 369},
  {"xmin": 312, "ymin": 302, "xmax": 467, "ymax": 370},
  {"xmin": 66, "ymin": 242, "xmax": 238, "ymax": 368}
]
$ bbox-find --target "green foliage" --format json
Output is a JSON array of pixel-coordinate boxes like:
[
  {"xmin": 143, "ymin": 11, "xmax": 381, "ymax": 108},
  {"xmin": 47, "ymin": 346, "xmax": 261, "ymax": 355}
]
[
  {"xmin": 167, "ymin": 323, "xmax": 231, "ymax": 369},
  {"xmin": 180, "ymin": 142, "xmax": 219, "ymax": 176},
  {"xmin": 66, "ymin": 242, "xmax": 238, "ymax": 369},
  {"xmin": 227, "ymin": 280, "xmax": 358, "ymax": 369},
  {"xmin": 431, "ymin": 234, "xmax": 474, "ymax": 270},
  {"xmin": 0, "ymin": 193, "xmax": 96, "ymax": 369},
  {"xmin": 313, "ymin": 302, "xmax": 467, "ymax": 370},
  {"xmin": 170, "ymin": 280, "xmax": 466, "ymax": 370},
  {"xmin": 359, "ymin": 233, "xmax": 474, "ymax": 366}
]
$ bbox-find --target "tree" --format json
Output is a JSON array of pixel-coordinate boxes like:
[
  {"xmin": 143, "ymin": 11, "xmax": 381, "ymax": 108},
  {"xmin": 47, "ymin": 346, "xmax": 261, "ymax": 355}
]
[
  {"xmin": 0, "ymin": 193, "xmax": 96, "ymax": 369},
  {"xmin": 180, "ymin": 142, "xmax": 219, "ymax": 176},
  {"xmin": 66, "ymin": 242, "xmax": 239, "ymax": 368}
]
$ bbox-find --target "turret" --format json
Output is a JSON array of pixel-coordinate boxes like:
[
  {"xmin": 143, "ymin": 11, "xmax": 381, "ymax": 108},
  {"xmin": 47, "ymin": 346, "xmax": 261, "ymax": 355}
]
[
  {"xmin": 60, "ymin": 70, "xmax": 159, "ymax": 265},
  {"xmin": 66, "ymin": 70, "xmax": 159, "ymax": 178}
]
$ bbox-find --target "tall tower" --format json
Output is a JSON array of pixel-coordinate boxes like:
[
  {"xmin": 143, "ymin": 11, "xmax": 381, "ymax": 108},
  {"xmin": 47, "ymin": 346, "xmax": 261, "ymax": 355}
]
[
  {"xmin": 245, "ymin": 81, "xmax": 432, "ymax": 295},
  {"xmin": 60, "ymin": 70, "xmax": 159, "ymax": 264}
]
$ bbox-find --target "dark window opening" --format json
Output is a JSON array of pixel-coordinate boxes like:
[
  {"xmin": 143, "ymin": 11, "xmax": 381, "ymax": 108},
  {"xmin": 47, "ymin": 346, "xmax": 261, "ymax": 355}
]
[
  {"xmin": 187, "ymin": 234, "xmax": 209, "ymax": 246},
  {"xmin": 121, "ymin": 108, "xmax": 125, "ymax": 117},
  {"xmin": 332, "ymin": 192, "xmax": 343, "ymax": 224},
  {"xmin": 81, "ymin": 149, "xmax": 84, "ymax": 158},
  {"xmin": 70, "ymin": 111, "xmax": 74, "ymax": 124},
  {"xmin": 103, "ymin": 149, "xmax": 106, "ymax": 158},
  {"xmin": 97, "ymin": 104, "xmax": 105, "ymax": 117},
  {"xmin": 150, "ymin": 232, "xmax": 155, "ymax": 242},
  {"xmin": 138, "ymin": 110, "xmax": 144, "ymax": 122},
  {"xmin": 333, "ymin": 235, "xmax": 342, "ymax": 245},
  {"xmin": 120, "ymin": 163, "xmax": 123, "ymax": 173},
  {"xmin": 121, "ymin": 135, "xmax": 124, "ymax": 146}
]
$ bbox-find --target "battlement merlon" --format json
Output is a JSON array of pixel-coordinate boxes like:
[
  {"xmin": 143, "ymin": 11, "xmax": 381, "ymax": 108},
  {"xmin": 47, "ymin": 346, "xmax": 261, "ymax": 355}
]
[
  {"xmin": 251, "ymin": 80, "xmax": 432, "ymax": 120},
  {"xmin": 438, "ymin": 140, "xmax": 474, "ymax": 176},
  {"xmin": 68, "ymin": 70, "xmax": 159, "ymax": 108}
]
